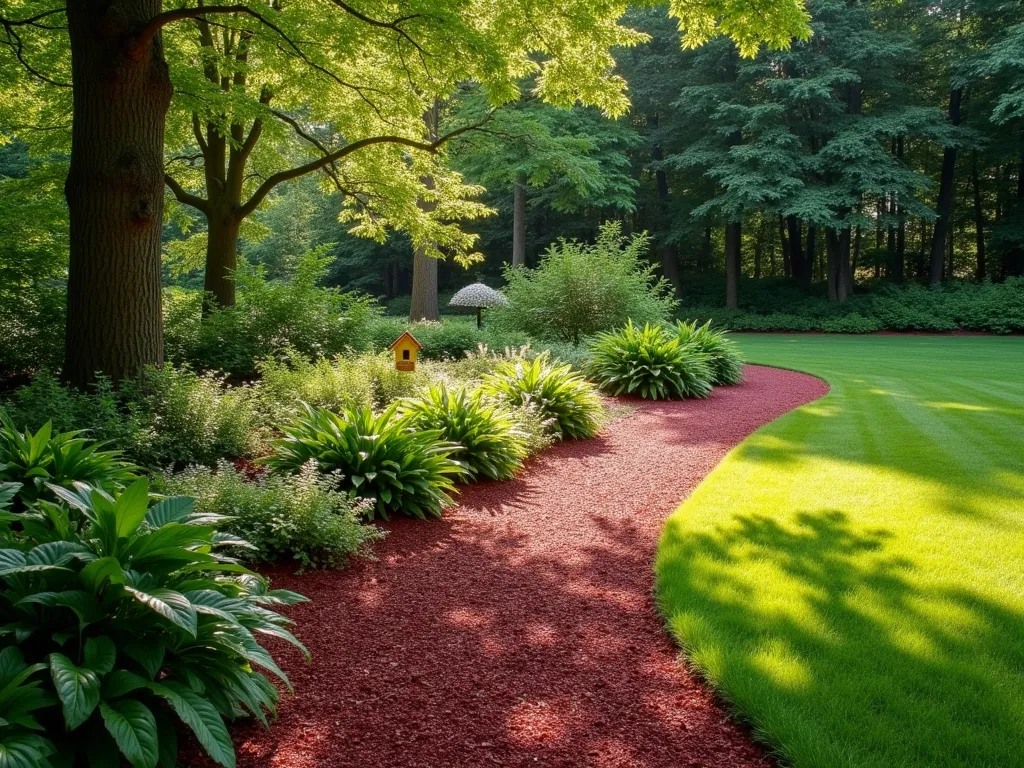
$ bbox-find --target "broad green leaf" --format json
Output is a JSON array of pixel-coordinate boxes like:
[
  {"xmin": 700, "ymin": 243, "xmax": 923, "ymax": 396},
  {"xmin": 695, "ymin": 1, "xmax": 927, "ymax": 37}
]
[
  {"xmin": 122, "ymin": 640, "xmax": 165, "ymax": 681},
  {"xmin": 124, "ymin": 587, "xmax": 197, "ymax": 636},
  {"xmin": 83, "ymin": 636, "xmax": 116, "ymax": 676},
  {"xmin": 147, "ymin": 681, "xmax": 234, "ymax": 768},
  {"xmin": 144, "ymin": 497, "xmax": 193, "ymax": 528},
  {"xmin": 0, "ymin": 732, "xmax": 56, "ymax": 768},
  {"xmin": 114, "ymin": 478, "xmax": 150, "ymax": 539},
  {"xmin": 100, "ymin": 700, "xmax": 158, "ymax": 768},
  {"xmin": 49, "ymin": 653, "xmax": 101, "ymax": 729},
  {"xmin": 79, "ymin": 557, "xmax": 125, "ymax": 593},
  {"xmin": 19, "ymin": 591, "xmax": 102, "ymax": 627}
]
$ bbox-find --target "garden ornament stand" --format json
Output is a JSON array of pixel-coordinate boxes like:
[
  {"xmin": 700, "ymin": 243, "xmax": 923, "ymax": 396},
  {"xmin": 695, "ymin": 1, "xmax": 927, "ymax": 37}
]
[{"xmin": 449, "ymin": 282, "xmax": 509, "ymax": 328}]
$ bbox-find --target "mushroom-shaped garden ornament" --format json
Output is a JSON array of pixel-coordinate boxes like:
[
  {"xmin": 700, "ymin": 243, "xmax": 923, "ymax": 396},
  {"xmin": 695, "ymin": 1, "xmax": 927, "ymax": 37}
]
[{"xmin": 448, "ymin": 281, "xmax": 509, "ymax": 328}]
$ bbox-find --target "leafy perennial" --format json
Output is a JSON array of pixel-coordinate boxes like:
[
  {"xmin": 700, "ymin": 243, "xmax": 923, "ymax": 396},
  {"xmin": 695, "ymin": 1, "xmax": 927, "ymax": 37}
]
[{"xmin": 0, "ymin": 478, "xmax": 307, "ymax": 768}]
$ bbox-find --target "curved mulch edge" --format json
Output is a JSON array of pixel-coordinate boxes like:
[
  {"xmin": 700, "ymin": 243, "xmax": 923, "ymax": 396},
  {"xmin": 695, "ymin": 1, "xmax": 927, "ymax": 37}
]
[{"xmin": 219, "ymin": 365, "xmax": 828, "ymax": 768}]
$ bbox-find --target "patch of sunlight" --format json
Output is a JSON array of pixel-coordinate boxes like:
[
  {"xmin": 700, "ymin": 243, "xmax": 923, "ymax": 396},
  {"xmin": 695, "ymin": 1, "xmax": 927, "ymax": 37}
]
[
  {"xmin": 800, "ymin": 403, "xmax": 840, "ymax": 417},
  {"xmin": 923, "ymin": 400, "xmax": 995, "ymax": 413},
  {"xmin": 750, "ymin": 639, "xmax": 813, "ymax": 692}
]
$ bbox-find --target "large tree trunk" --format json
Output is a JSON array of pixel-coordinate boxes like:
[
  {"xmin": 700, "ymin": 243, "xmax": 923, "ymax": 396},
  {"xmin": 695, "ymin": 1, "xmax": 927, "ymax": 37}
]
[
  {"xmin": 806, "ymin": 224, "xmax": 817, "ymax": 281},
  {"xmin": 930, "ymin": 88, "xmax": 963, "ymax": 284},
  {"xmin": 512, "ymin": 173, "xmax": 527, "ymax": 268},
  {"xmin": 725, "ymin": 221, "xmax": 741, "ymax": 309},
  {"xmin": 63, "ymin": 1, "xmax": 171, "ymax": 387},
  {"xmin": 410, "ymin": 102, "xmax": 440, "ymax": 322}
]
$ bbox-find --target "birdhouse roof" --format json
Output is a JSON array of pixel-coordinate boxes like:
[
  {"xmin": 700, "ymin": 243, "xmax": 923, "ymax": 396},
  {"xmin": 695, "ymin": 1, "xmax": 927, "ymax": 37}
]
[
  {"xmin": 448, "ymin": 282, "xmax": 509, "ymax": 308},
  {"xmin": 389, "ymin": 331, "xmax": 423, "ymax": 351}
]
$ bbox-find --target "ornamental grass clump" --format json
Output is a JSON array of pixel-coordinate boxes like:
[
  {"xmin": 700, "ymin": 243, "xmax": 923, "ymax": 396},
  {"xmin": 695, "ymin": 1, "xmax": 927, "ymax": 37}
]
[
  {"xmin": 480, "ymin": 356, "xmax": 603, "ymax": 440},
  {"xmin": 588, "ymin": 321, "xmax": 714, "ymax": 400},
  {"xmin": 0, "ymin": 477, "xmax": 307, "ymax": 768},
  {"xmin": 674, "ymin": 320, "xmax": 745, "ymax": 385},
  {"xmin": 401, "ymin": 384, "xmax": 529, "ymax": 482},
  {"xmin": 263, "ymin": 403, "xmax": 466, "ymax": 520}
]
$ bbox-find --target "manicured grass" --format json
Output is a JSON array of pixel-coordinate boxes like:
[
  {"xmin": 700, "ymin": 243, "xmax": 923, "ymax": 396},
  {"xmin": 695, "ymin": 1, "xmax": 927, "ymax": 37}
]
[{"xmin": 655, "ymin": 335, "xmax": 1024, "ymax": 768}]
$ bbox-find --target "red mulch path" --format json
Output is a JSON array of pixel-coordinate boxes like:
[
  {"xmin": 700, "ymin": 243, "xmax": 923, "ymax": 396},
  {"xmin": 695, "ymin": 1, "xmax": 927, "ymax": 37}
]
[{"xmin": 216, "ymin": 365, "xmax": 827, "ymax": 768}]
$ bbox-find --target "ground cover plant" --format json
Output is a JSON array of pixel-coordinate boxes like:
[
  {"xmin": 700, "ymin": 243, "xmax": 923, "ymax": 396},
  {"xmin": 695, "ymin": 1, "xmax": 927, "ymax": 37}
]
[
  {"xmin": 263, "ymin": 404, "xmax": 466, "ymax": 520},
  {"xmin": 674, "ymin": 320, "xmax": 745, "ymax": 385},
  {"xmin": 656, "ymin": 335, "xmax": 1024, "ymax": 767},
  {"xmin": 588, "ymin": 321, "xmax": 714, "ymax": 400},
  {"xmin": 156, "ymin": 461, "xmax": 383, "ymax": 570},
  {"xmin": 401, "ymin": 384, "xmax": 529, "ymax": 482},
  {"xmin": 480, "ymin": 356, "xmax": 604, "ymax": 440},
  {"xmin": 0, "ymin": 476, "xmax": 307, "ymax": 767}
]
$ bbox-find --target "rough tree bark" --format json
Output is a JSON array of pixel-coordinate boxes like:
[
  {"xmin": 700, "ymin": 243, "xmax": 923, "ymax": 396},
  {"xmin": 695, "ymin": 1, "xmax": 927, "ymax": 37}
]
[
  {"xmin": 930, "ymin": 88, "xmax": 963, "ymax": 284},
  {"xmin": 410, "ymin": 101, "xmax": 440, "ymax": 322},
  {"xmin": 650, "ymin": 114, "xmax": 681, "ymax": 296},
  {"xmin": 63, "ymin": 1, "xmax": 172, "ymax": 387},
  {"xmin": 512, "ymin": 173, "xmax": 527, "ymax": 268}
]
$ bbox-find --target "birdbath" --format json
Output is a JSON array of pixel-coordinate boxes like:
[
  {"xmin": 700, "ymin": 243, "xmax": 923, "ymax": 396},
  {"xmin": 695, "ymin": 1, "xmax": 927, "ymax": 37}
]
[{"xmin": 448, "ymin": 282, "xmax": 509, "ymax": 329}]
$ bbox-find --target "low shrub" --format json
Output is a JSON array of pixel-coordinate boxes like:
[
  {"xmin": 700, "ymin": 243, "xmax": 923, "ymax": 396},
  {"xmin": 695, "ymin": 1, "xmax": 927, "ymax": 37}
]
[
  {"xmin": 155, "ymin": 461, "xmax": 383, "ymax": 570},
  {"xmin": 0, "ymin": 413, "xmax": 137, "ymax": 507},
  {"xmin": 0, "ymin": 477, "xmax": 307, "ymax": 767},
  {"xmin": 122, "ymin": 364, "xmax": 265, "ymax": 468},
  {"xmin": 401, "ymin": 385, "xmax": 528, "ymax": 482},
  {"xmin": 675, "ymin": 320, "xmax": 745, "ymax": 385},
  {"xmin": 1, "ymin": 365, "xmax": 265, "ymax": 469},
  {"xmin": 263, "ymin": 404, "xmax": 466, "ymax": 520},
  {"xmin": 165, "ymin": 249, "xmax": 381, "ymax": 376},
  {"xmin": 480, "ymin": 356, "xmax": 604, "ymax": 440},
  {"xmin": 588, "ymin": 322, "xmax": 713, "ymax": 400},
  {"xmin": 492, "ymin": 221, "xmax": 677, "ymax": 344},
  {"xmin": 256, "ymin": 351, "xmax": 439, "ymax": 423},
  {"xmin": 820, "ymin": 313, "xmax": 883, "ymax": 333}
]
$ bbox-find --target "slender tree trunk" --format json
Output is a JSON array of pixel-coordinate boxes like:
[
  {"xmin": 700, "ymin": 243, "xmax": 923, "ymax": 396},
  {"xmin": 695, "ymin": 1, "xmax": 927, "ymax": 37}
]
[
  {"xmin": 410, "ymin": 101, "xmax": 440, "ymax": 322},
  {"xmin": 895, "ymin": 137, "xmax": 906, "ymax": 282},
  {"xmin": 650, "ymin": 113, "xmax": 681, "ymax": 295},
  {"xmin": 930, "ymin": 88, "xmax": 963, "ymax": 284},
  {"xmin": 786, "ymin": 216, "xmax": 804, "ymax": 283},
  {"xmin": 825, "ymin": 228, "xmax": 852, "ymax": 303},
  {"xmin": 63, "ymin": 1, "xmax": 171, "ymax": 386},
  {"xmin": 702, "ymin": 226, "xmax": 713, "ymax": 272},
  {"xmin": 971, "ymin": 151, "xmax": 986, "ymax": 280},
  {"xmin": 779, "ymin": 216, "xmax": 791, "ymax": 277},
  {"xmin": 1003, "ymin": 143, "xmax": 1024, "ymax": 277},
  {"xmin": 725, "ymin": 221, "xmax": 741, "ymax": 309},
  {"xmin": 512, "ymin": 173, "xmax": 527, "ymax": 268},
  {"xmin": 753, "ymin": 220, "xmax": 764, "ymax": 279},
  {"xmin": 806, "ymin": 224, "xmax": 817, "ymax": 282}
]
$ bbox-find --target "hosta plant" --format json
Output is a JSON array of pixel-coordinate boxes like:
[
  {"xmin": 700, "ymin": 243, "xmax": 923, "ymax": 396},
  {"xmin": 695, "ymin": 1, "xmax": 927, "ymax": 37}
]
[
  {"xmin": 588, "ymin": 321, "xmax": 714, "ymax": 400},
  {"xmin": 0, "ymin": 413, "xmax": 137, "ymax": 509},
  {"xmin": 675, "ymin": 320, "xmax": 745, "ymax": 385},
  {"xmin": 401, "ymin": 385, "xmax": 528, "ymax": 482},
  {"xmin": 263, "ymin": 404, "xmax": 465, "ymax": 520},
  {"xmin": 480, "ymin": 356, "xmax": 603, "ymax": 440},
  {"xmin": 0, "ymin": 477, "xmax": 308, "ymax": 768}
]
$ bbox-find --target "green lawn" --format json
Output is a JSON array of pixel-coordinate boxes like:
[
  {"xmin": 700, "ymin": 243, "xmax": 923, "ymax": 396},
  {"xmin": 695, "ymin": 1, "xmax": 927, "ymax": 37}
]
[{"xmin": 655, "ymin": 335, "xmax": 1024, "ymax": 768}]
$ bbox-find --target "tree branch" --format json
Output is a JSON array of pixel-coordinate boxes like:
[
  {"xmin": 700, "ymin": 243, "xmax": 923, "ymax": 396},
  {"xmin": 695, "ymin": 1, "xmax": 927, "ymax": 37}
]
[
  {"xmin": 327, "ymin": 1, "xmax": 427, "ymax": 55},
  {"xmin": 238, "ymin": 115, "xmax": 491, "ymax": 218},
  {"xmin": 165, "ymin": 174, "xmax": 210, "ymax": 214},
  {"xmin": 127, "ymin": 4, "xmax": 293, "ymax": 61}
]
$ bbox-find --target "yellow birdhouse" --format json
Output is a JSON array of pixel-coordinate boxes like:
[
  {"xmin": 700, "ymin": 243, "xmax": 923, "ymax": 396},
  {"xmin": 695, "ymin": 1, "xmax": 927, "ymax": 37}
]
[{"xmin": 389, "ymin": 331, "xmax": 423, "ymax": 372}]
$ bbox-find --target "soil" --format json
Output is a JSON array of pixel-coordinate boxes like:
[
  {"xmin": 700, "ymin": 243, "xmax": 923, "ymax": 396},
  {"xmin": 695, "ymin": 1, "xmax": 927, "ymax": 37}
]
[{"xmin": 205, "ymin": 365, "xmax": 828, "ymax": 768}]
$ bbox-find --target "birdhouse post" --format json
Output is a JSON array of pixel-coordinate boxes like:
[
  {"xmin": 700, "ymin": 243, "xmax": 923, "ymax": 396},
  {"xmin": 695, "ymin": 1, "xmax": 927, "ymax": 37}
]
[{"xmin": 389, "ymin": 331, "xmax": 423, "ymax": 372}]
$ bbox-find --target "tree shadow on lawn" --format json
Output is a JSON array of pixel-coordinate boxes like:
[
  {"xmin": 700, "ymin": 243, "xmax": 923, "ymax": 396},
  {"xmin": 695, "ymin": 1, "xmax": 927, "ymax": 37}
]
[
  {"xmin": 658, "ymin": 507, "xmax": 1024, "ymax": 766},
  {"xmin": 729, "ymin": 376, "xmax": 1024, "ymax": 523}
]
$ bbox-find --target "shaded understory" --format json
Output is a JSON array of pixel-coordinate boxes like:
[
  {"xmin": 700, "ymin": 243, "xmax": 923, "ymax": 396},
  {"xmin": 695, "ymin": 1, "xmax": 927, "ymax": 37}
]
[{"xmin": 657, "ymin": 335, "xmax": 1024, "ymax": 768}]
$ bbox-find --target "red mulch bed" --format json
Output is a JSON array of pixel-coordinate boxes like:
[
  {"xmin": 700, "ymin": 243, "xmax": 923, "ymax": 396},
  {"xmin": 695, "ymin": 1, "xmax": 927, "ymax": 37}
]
[{"xmin": 205, "ymin": 365, "xmax": 827, "ymax": 768}]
